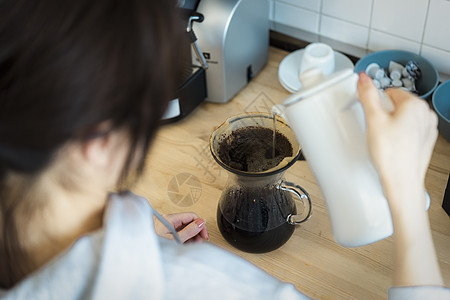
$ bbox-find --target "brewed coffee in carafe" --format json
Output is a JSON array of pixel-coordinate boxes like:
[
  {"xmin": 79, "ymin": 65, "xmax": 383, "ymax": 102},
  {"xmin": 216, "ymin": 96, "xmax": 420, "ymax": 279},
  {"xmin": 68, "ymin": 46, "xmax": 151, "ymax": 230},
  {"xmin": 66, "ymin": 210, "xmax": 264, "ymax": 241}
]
[{"xmin": 210, "ymin": 113, "xmax": 312, "ymax": 253}]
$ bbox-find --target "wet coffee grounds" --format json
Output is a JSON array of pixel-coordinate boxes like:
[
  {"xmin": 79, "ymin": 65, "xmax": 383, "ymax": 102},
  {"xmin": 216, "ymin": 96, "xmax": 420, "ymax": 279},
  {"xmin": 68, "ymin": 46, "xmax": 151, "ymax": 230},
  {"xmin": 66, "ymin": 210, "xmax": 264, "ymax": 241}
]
[{"xmin": 217, "ymin": 126, "xmax": 293, "ymax": 172}]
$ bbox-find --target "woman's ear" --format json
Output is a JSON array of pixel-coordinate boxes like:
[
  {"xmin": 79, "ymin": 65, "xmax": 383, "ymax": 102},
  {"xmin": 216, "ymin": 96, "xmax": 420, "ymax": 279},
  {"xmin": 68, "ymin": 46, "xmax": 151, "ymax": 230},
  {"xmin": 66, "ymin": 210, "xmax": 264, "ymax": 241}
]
[
  {"xmin": 78, "ymin": 127, "xmax": 130, "ymax": 188},
  {"xmin": 63, "ymin": 122, "xmax": 130, "ymax": 189},
  {"xmin": 81, "ymin": 134, "xmax": 112, "ymax": 168},
  {"xmin": 79, "ymin": 121, "xmax": 116, "ymax": 168}
]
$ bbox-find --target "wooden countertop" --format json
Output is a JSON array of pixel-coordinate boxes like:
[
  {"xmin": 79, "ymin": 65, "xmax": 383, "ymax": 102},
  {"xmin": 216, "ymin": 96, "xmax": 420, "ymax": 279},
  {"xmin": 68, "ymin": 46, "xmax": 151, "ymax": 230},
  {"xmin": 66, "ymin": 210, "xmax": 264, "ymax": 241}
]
[{"xmin": 132, "ymin": 46, "xmax": 450, "ymax": 299}]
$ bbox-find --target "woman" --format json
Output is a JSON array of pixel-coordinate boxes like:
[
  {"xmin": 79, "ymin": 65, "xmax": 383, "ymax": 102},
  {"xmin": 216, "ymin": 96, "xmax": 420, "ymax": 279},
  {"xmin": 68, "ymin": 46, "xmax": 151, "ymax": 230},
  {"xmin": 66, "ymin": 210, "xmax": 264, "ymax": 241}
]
[
  {"xmin": 0, "ymin": 0, "xmax": 448, "ymax": 299},
  {"xmin": 0, "ymin": 0, "xmax": 206, "ymax": 290}
]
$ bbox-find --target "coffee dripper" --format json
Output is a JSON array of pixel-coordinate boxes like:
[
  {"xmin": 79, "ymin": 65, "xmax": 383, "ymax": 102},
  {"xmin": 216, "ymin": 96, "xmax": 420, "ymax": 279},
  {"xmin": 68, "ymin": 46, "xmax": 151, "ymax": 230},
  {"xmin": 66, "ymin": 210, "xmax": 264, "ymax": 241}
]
[{"xmin": 210, "ymin": 112, "xmax": 312, "ymax": 253}]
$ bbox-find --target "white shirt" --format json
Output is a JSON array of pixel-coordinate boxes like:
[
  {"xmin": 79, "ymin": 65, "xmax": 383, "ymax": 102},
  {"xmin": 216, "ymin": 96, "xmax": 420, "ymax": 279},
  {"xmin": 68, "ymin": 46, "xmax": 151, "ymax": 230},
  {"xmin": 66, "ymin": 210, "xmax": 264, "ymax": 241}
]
[
  {"xmin": 0, "ymin": 192, "xmax": 448, "ymax": 299},
  {"xmin": 0, "ymin": 192, "xmax": 307, "ymax": 300}
]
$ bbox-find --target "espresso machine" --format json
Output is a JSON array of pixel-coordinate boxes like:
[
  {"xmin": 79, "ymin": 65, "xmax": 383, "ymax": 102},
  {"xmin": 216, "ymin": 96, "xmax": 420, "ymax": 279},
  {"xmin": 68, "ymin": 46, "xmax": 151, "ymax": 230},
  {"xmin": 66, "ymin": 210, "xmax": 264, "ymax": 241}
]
[
  {"xmin": 162, "ymin": 0, "xmax": 270, "ymax": 122},
  {"xmin": 192, "ymin": 0, "xmax": 270, "ymax": 103}
]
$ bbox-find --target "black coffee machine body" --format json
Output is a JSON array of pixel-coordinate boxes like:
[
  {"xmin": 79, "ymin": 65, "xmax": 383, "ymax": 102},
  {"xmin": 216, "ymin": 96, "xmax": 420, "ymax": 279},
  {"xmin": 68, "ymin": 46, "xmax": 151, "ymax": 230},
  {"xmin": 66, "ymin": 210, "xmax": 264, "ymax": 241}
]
[
  {"xmin": 161, "ymin": 0, "xmax": 207, "ymax": 122},
  {"xmin": 162, "ymin": 0, "xmax": 270, "ymax": 122}
]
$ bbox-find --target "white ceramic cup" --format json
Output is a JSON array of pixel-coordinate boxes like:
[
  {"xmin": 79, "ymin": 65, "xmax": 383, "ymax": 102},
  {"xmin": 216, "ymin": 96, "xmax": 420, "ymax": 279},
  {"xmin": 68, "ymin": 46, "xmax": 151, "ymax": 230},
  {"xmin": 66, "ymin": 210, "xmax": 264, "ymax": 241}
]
[{"xmin": 299, "ymin": 43, "xmax": 335, "ymax": 77}]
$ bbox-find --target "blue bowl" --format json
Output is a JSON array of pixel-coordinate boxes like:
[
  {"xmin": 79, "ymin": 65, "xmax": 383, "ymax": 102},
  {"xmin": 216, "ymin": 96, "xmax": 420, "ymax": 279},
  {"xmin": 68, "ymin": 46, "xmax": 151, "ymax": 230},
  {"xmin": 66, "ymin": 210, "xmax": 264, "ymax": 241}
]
[
  {"xmin": 354, "ymin": 50, "xmax": 439, "ymax": 99},
  {"xmin": 432, "ymin": 80, "xmax": 450, "ymax": 141}
]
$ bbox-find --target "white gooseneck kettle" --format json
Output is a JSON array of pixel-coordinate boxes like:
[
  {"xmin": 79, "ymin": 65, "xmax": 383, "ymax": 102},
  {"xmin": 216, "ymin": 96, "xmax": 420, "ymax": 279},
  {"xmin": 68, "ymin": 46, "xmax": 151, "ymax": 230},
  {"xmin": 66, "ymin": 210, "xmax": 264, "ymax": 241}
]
[{"xmin": 274, "ymin": 68, "xmax": 429, "ymax": 247}]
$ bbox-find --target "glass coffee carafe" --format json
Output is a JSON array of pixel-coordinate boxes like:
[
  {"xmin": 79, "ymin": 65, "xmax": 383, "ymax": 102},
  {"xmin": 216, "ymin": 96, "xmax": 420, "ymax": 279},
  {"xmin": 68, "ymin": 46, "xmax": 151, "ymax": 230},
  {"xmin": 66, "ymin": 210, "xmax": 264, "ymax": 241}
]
[{"xmin": 210, "ymin": 112, "xmax": 312, "ymax": 253}]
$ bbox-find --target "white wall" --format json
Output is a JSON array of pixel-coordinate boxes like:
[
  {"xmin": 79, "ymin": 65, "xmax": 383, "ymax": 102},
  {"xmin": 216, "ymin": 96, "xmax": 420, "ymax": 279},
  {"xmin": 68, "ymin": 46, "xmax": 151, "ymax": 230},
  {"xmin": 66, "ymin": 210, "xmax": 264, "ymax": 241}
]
[{"xmin": 270, "ymin": 0, "xmax": 450, "ymax": 80}]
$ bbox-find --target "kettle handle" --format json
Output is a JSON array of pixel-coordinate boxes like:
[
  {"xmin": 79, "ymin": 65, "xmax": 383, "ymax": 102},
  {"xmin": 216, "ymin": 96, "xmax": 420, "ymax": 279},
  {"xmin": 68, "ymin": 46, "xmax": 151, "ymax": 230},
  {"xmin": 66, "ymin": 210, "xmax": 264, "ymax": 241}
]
[{"xmin": 278, "ymin": 180, "xmax": 313, "ymax": 225}]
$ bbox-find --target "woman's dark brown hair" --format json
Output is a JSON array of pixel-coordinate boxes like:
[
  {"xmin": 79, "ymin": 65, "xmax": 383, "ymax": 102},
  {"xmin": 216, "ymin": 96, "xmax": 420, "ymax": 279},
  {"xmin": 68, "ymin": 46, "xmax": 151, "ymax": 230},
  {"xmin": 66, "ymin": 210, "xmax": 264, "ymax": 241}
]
[{"xmin": 0, "ymin": 0, "xmax": 185, "ymax": 288}]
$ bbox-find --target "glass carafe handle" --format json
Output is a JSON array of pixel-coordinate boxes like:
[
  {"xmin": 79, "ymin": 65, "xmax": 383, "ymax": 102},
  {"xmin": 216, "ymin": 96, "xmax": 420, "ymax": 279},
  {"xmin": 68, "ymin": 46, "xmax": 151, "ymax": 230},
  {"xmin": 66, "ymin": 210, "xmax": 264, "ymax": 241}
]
[{"xmin": 278, "ymin": 180, "xmax": 313, "ymax": 225}]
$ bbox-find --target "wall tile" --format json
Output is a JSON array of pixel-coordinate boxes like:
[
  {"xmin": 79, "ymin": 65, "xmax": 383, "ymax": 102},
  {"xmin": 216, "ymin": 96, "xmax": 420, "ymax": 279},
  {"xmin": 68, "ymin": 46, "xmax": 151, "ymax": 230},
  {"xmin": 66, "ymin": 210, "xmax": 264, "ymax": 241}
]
[
  {"xmin": 274, "ymin": 2, "xmax": 320, "ymax": 34},
  {"xmin": 269, "ymin": 0, "xmax": 274, "ymax": 20},
  {"xmin": 277, "ymin": 0, "xmax": 321, "ymax": 12},
  {"xmin": 423, "ymin": 0, "xmax": 450, "ymax": 51},
  {"xmin": 371, "ymin": 0, "xmax": 428, "ymax": 42},
  {"xmin": 322, "ymin": 0, "xmax": 372, "ymax": 26},
  {"xmin": 421, "ymin": 45, "xmax": 450, "ymax": 78},
  {"xmin": 271, "ymin": 0, "xmax": 449, "ymax": 74},
  {"xmin": 320, "ymin": 16, "xmax": 369, "ymax": 48},
  {"xmin": 368, "ymin": 30, "xmax": 421, "ymax": 53}
]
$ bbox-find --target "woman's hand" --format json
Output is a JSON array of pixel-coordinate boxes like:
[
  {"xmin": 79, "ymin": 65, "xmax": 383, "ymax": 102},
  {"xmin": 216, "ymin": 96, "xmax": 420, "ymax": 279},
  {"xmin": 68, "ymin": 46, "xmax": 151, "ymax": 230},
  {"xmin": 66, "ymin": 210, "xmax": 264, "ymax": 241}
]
[
  {"xmin": 357, "ymin": 72, "xmax": 438, "ymax": 213},
  {"xmin": 357, "ymin": 72, "xmax": 443, "ymax": 287},
  {"xmin": 154, "ymin": 212, "xmax": 209, "ymax": 243}
]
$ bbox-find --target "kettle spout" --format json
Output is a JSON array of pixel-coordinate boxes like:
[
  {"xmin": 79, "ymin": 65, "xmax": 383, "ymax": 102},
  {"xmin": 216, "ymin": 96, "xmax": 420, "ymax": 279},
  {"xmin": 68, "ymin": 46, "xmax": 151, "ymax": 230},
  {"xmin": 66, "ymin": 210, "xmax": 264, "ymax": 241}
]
[{"xmin": 272, "ymin": 104, "xmax": 290, "ymax": 126}]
